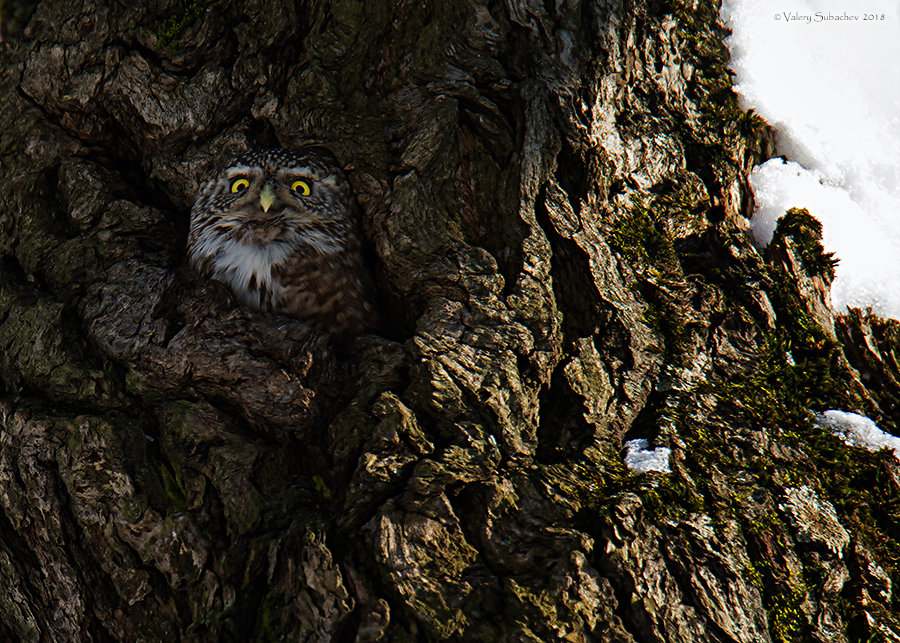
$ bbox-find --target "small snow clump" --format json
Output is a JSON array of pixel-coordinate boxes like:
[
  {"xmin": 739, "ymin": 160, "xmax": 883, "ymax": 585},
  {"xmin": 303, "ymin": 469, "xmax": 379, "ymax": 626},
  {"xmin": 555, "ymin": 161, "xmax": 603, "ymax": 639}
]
[{"xmin": 624, "ymin": 439, "xmax": 671, "ymax": 474}]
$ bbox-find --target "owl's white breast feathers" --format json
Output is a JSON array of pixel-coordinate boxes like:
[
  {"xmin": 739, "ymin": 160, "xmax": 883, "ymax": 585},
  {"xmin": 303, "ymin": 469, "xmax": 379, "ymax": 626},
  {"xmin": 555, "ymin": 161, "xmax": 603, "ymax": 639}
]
[
  {"xmin": 216, "ymin": 239, "xmax": 290, "ymax": 285},
  {"xmin": 202, "ymin": 238, "xmax": 290, "ymax": 307},
  {"xmin": 192, "ymin": 228, "xmax": 343, "ymax": 309}
]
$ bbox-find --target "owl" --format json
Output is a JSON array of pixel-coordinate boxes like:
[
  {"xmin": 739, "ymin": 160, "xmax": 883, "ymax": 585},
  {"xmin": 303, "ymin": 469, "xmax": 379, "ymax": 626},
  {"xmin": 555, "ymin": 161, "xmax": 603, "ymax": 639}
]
[{"xmin": 188, "ymin": 147, "xmax": 377, "ymax": 338}]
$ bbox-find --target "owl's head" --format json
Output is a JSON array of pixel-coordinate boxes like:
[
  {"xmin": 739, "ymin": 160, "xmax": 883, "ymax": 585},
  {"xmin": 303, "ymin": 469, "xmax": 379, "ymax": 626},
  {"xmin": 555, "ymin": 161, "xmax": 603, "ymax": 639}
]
[{"xmin": 194, "ymin": 147, "xmax": 354, "ymax": 245}]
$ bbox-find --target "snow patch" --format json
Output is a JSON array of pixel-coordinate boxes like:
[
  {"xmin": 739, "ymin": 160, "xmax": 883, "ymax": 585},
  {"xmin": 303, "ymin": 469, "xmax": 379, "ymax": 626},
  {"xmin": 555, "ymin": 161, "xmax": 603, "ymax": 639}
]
[
  {"xmin": 721, "ymin": 0, "xmax": 900, "ymax": 320},
  {"xmin": 624, "ymin": 439, "xmax": 672, "ymax": 474},
  {"xmin": 814, "ymin": 410, "xmax": 900, "ymax": 460}
]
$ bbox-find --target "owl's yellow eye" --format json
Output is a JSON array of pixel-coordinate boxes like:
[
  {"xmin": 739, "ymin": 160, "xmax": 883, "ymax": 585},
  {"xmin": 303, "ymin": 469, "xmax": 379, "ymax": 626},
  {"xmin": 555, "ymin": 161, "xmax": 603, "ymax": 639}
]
[
  {"xmin": 291, "ymin": 180, "xmax": 311, "ymax": 196},
  {"xmin": 230, "ymin": 178, "xmax": 250, "ymax": 193}
]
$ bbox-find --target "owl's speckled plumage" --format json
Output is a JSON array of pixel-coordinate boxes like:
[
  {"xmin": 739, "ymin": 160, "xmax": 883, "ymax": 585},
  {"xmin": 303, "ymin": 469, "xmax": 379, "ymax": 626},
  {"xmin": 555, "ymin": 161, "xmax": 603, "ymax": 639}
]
[{"xmin": 188, "ymin": 147, "xmax": 376, "ymax": 338}]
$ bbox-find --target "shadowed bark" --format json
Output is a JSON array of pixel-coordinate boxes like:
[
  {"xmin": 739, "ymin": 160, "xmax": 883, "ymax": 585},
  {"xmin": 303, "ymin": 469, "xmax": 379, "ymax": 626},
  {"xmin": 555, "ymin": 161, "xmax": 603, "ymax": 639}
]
[{"xmin": 2, "ymin": 0, "xmax": 900, "ymax": 641}]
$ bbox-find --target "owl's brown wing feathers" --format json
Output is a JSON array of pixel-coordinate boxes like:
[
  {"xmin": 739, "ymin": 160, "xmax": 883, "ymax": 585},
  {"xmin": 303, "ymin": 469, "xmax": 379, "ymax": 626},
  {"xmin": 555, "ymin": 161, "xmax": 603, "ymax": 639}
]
[{"xmin": 272, "ymin": 246, "xmax": 377, "ymax": 339}]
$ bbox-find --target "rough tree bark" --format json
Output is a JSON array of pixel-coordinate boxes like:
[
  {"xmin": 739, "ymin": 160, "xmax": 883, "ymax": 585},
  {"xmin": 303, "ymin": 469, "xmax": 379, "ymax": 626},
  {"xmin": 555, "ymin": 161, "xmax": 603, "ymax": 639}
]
[{"xmin": 2, "ymin": 0, "xmax": 900, "ymax": 641}]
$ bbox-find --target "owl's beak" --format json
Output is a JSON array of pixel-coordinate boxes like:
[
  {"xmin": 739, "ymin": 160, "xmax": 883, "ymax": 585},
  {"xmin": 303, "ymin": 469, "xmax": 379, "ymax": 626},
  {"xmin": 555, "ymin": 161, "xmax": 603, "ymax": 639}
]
[{"xmin": 259, "ymin": 184, "xmax": 277, "ymax": 213}]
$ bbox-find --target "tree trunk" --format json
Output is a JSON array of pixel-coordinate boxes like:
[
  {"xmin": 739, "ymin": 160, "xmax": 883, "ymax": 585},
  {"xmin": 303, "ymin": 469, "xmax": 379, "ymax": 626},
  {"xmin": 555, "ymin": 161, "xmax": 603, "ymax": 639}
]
[{"xmin": 1, "ymin": 0, "xmax": 899, "ymax": 640}]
